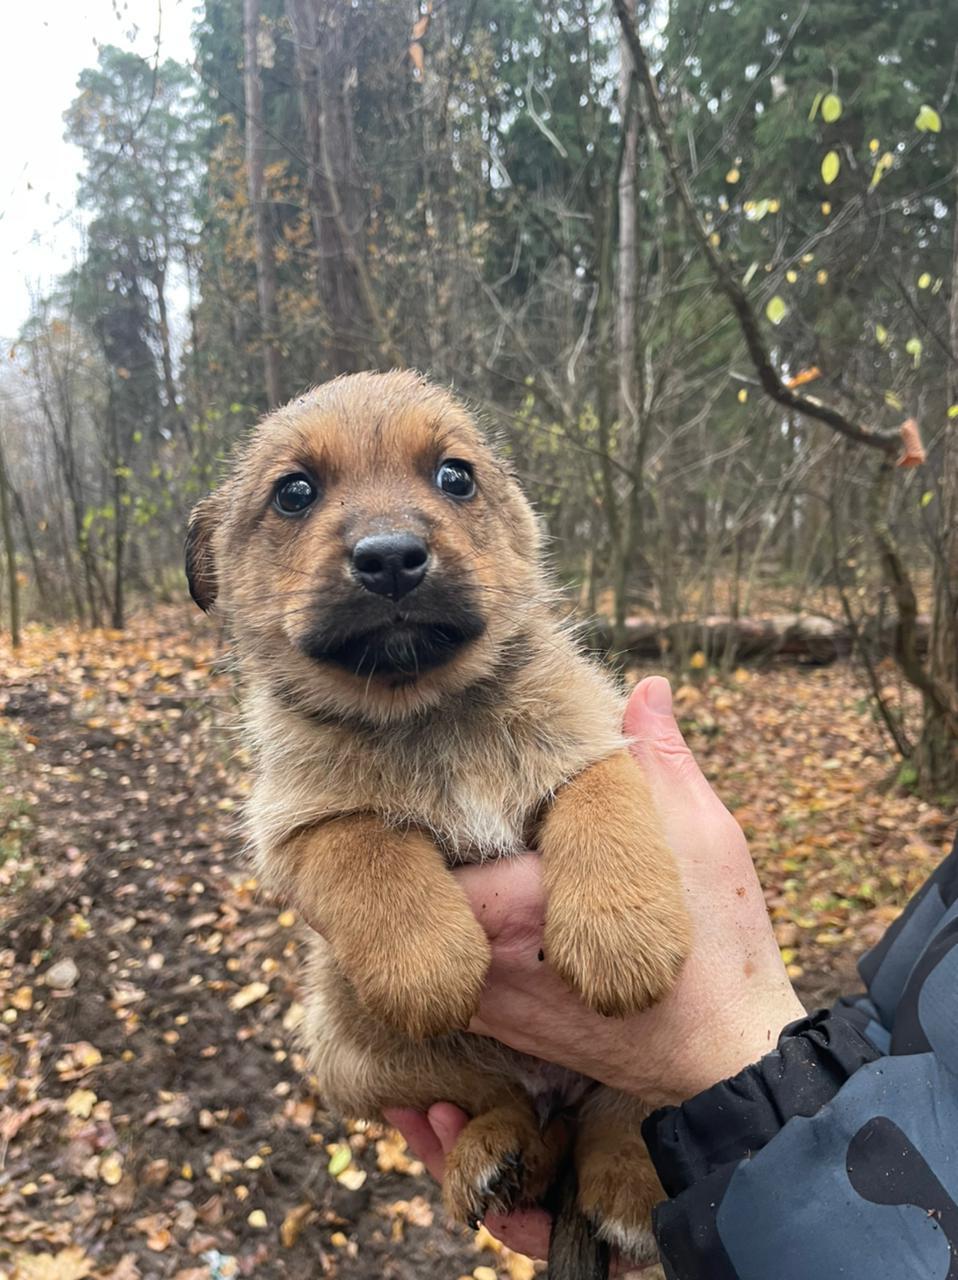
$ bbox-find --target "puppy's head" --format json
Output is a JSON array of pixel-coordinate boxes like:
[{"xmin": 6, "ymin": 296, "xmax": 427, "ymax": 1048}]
[{"xmin": 187, "ymin": 371, "xmax": 543, "ymax": 721}]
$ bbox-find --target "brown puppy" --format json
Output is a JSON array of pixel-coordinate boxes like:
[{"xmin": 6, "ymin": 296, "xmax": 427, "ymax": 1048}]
[{"xmin": 187, "ymin": 371, "xmax": 691, "ymax": 1269}]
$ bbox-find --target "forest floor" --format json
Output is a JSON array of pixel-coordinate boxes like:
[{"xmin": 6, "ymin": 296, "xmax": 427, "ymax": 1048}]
[{"xmin": 0, "ymin": 608, "xmax": 954, "ymax": 1280}]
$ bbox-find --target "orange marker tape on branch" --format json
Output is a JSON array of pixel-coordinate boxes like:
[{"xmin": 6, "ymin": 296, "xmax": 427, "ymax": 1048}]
[
  {"xmin": 897, "ymin": 418, "xmax": 926, "ymax": 468},
  {"xmin": 785, "ymin": 366, "xmax": 822, "ymax": 389}
]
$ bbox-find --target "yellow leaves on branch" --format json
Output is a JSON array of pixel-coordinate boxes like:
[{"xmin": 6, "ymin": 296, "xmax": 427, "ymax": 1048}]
[
  {"xmin": 914, "ymin": 104, "xmax": 942, "ymax": 133},
  {"xmin": 869, "ymin": 151, "xmax": 894, "ymax": 190},
  {"xmin": 810, "ymin": 91, "xmax": 842, "ymax": 123},
  {"xmin": 821, "ymin": 150, "xmax": 840, "ymax": 185},
  {"xmin": 765, "ymin": 295, "xmax": 788, "ymax": 326}
]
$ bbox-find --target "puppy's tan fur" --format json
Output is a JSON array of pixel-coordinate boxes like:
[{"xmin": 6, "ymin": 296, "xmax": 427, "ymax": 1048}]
[{"xmin": 188, "ymin": 371, "xmax": 690, "ymax": 1259}]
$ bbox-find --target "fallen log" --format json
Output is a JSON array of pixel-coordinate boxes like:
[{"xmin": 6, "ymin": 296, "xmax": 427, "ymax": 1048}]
[{"xmin": 585, "ymin": 612, "xmax": 931, "ymax": 666}]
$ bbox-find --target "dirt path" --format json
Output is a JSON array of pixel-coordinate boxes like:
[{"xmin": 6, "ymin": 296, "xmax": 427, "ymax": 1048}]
[{"xmin": 0, "ymin": 616, "xmax": 506, "ymax": 1279}]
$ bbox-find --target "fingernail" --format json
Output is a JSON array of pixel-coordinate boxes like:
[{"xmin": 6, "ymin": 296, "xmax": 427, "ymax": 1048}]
[{"xmin": 644, "ymin": 676, "xmax": 673, "ymax": 715}]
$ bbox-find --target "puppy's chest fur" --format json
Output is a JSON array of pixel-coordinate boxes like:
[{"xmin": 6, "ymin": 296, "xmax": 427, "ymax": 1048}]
[{"xmin": 247, "ymin": 633, "xmax": 626, "ymax": 864}]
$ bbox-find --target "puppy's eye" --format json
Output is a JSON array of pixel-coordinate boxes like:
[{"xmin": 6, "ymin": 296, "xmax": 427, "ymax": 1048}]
[
  {"xmin": 273, "ymin": 473, "xmax": 318, "ymax": 515},
  {"xmin": 436, "ymin": 459, "xmax": 476, "ymax": 499}
]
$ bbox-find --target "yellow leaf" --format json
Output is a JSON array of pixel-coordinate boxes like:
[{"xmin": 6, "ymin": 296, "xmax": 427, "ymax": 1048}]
[
  {"xmin": 725, "ymin": 167, "xmax": 740, "ymax": 183},
  {"xmin": 821, "ymin": 201, "xmax": 831, "ymax": 215},
  {"xmin": 920, "ymin": 491, "xmax": 934, "ymax": 508},
  {"xmin": 821, "ymin": 150, "xmax": 840, "ymax": 185},
  {"xmin": 505, "ymin": 1255, "xmax": 536, "ymax": 1280},
  {"xmin": 99, "ymin": 1153, "xmax": 124, "ymax": 1186},
  {"xmin": 11, "ymin": 1248, "xmax": 92, "ymax": 1280},
  {"xmin": 766, "ymin": 295, "xmax": 788, "ymax": 325},
  {"xmin": 65, "ymin": 1088, "xmax": 97, "ymax": 1119},
  {"xmin": 228, "ymin": 981, "xmax": 269, "ymax": 1011},
  {"xmin": 737, "ymin": 388, "xmax": 749, "ymax": 404},
  {"xmin": 689, "ymin": 650, "xmax": 708, "ymax": 670},
  {"xmin": 947, "ymin": 405, "xmax": 958, "ymax": 419},
  {"xmin": 786, "ymin": 269, "xmax": 798, "ymax": 283},
  {"xmin": 915, "ymin": 104, "xmax": 942, "ymax": 133},
  {"xmin": 869, "ymin": 152, "xmax": 894, "ymax": 190},
  {"xmin": 768, "ymin": 197, "xmax": 781, "ymax": 212},
  {"xmin": 918, "ymin": 272, "xmax": 932, "ymax": 289},
  {"xmin": 875, "ymin": 324, "xmax": 888, "ymax": 345},
  {"xmin": 821, "ymin": 93, "xmax": 842, "ymax": 123},
  {"xmin": 884, "ymin": 389, "xmax": 904, "ymax": 410}
]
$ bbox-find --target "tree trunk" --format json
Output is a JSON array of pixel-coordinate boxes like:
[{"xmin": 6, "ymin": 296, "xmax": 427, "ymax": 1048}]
[
  {"xmin": 917, "ymin": 177, "xmax": 958, "ymax": 796},
  {"xmin": 285, "ymin": 0, "xmax": 400, "ymax": 372},
  {"xmin": 153, "ymin": 257, "xmax": 188, "ymax": 440},
  {"xmin": 244, "ymin": 0, "xmax": 283, "ymax": 408},
  {"xmin": 0, "ymin": 424, "xmax": 21, "ymax": 648}
]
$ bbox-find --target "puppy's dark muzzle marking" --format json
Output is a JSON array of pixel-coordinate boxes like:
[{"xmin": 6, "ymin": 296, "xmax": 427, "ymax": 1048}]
[
  {"xmin": 301, "ymin": 578, "xmax": 486, "ymax": 680},
  {"xmin": 352, "ymin": 532, "xmax": 429, "ymax": 601}
]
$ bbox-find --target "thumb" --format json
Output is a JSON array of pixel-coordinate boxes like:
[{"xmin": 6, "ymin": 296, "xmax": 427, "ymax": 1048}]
[{"xmin": 625, "ymin": 676, "xmax": 710, "ymax": 796}]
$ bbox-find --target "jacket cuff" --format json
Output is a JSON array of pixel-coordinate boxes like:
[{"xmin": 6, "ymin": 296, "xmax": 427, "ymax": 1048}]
[{"xmin": 643, "ymin": 1007, "xmax": 882, "ymax": 1197}]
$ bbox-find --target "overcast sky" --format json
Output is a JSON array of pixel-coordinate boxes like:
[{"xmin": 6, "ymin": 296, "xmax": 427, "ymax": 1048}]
[{"xmin": 0, "ymin": 0, "xmax": 197, "ymax": 343}]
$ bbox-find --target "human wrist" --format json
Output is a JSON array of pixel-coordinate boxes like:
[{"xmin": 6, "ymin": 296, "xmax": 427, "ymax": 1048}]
[{"xmin": 645, "ymin": 985, "xmax": 807, "ymax": 1106}]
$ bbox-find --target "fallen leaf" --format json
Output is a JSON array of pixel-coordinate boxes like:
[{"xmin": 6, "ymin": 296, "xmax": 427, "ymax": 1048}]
[
  {"xmin": 228, "ymin": 981, "xmax": 269, "ymax": 1011},
  {"xmin": 65, "ymin": 1089, "xmax": 97, "ymax": 1119},
  {"xmin": 11, "ymin": 1248, "xmax": 92, "ymax": 1280}
]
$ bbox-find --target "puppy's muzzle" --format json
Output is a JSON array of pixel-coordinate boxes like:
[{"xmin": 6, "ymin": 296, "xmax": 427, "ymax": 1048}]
[{"xmin": 352, "ymin": 532, "xmax": 429, "ymax": 601}]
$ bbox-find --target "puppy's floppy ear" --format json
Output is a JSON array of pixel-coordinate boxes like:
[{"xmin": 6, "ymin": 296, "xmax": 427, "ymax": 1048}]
[{"xmin": 186, "ymin": 495, "xmax": 221, "ymax": 612}]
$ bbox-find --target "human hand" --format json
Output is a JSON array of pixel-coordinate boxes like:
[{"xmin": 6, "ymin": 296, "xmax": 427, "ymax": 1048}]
[
  {"xmin": 387, "ymin": 676, "xmax": 804, "ymax": 1259},
  {"xmin": 442, "ymin": 675, "xmax": 805, "ymax": 1104}
]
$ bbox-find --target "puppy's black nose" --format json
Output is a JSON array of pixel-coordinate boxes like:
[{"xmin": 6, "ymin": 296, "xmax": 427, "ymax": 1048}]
[{"xmin": 352, "ymin": 532, "xmax": 429, "ymax": 600}]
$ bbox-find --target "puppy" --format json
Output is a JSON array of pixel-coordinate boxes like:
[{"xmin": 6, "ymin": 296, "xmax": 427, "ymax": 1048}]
[{"xmin": 187, "ymin": 371, "xmax": 691, "ymax": 1272}]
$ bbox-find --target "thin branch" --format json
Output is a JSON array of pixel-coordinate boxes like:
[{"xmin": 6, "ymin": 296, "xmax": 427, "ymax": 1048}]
[{"xmin": 611, "ymin": 0, "xmax": 900, "ymax": 457}]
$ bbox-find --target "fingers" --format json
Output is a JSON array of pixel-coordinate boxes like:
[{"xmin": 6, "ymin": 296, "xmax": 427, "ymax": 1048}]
[
  {"xmin": 483, "ymin": 1206, "xmax": 553, "ymax": 1260},
  {"xmin": 625, "ymin": 676, "xmax": 712, "ymax": 799},
  {"xmin": 426, "ymin": 1101, "xmax": 471, "ymax": 1154},
  {"xmin": 383, "ymin": 1107, "xmax": 447, "ymax": 1182}
]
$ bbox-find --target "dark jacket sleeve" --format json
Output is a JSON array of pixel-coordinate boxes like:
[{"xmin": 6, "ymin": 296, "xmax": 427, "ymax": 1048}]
[{"xmin": 643, "ymin": 835, "xmax": 958, "ymax": 1280}]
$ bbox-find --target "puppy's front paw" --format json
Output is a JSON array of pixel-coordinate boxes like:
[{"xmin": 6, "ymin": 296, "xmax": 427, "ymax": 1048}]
[
  {"xmin": 348, "ymin": 912, "xmax": 491, "ymax": 1039},
  {"xmin": 544, "ymin": 886, "xmax": 689, "ymax": 1017},
  {"xmin": 443, "ymin": 1106, "xmax": 559, "ymax": 1227}
]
